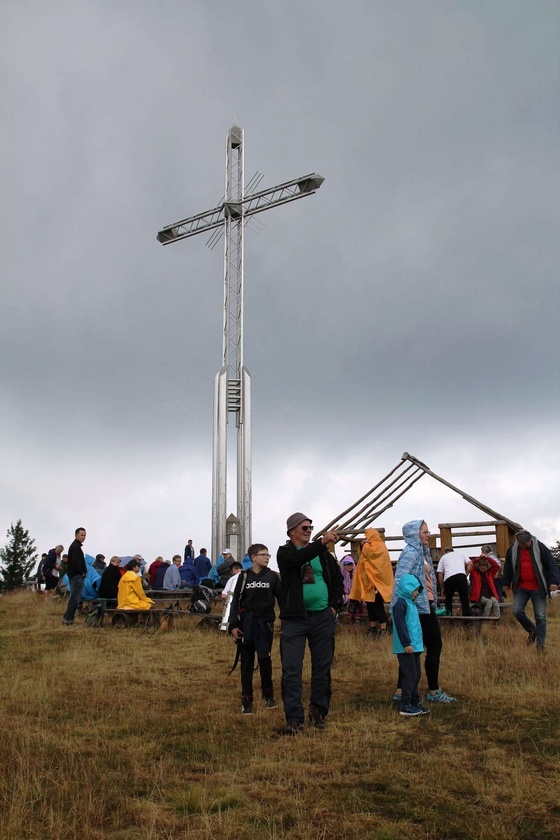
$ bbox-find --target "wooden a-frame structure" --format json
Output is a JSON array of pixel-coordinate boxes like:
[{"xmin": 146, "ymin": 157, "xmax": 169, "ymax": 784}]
[{"xmin": 317, "ymin": 452, "xmax": 523, "ymax": 560}]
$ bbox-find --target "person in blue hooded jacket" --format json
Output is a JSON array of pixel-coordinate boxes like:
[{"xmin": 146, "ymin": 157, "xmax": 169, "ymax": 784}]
[
  {"xmin": 392, "ymin": 574, "xmax": 429, "ymax": 717},
  {"xmin": 180, "ymin": 557, "xmax": 199, "ymax": 588},
  {"xmin": 391, "ymin": 520, "xmax": 456, "ymax": 704}
]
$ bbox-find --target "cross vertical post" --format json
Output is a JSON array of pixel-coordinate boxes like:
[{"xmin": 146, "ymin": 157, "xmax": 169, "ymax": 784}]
[
  {"xmin": 214, "ymin": 126, "xmax": 251, "ymax": 562},
  {"xmin": 157, "ymin": 126, "xmax": 324, "ymax": 564}
]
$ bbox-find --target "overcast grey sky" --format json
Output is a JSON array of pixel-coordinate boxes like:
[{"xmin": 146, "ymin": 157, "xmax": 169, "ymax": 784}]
[{"xmin": 1, "ymin": 1, "xmax": 558, "ymax": 564}]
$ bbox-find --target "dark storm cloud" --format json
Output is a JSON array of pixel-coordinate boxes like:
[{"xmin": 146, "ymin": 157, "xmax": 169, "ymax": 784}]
[{"xmin": 1, "ymin": 1, "xmax": 558, "ymax": 559}]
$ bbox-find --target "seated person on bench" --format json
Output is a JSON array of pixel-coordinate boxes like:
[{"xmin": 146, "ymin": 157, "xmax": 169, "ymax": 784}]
[
  {"xmin": 118, "ymin": 559, "xmax": 154, "ymax": 610},
  {"xmin": 151, "ymin": 559, "xmax": 171, "ymax": 589},
  {"xmin": 469, "ymin": 555, "xmax": 500, "ymax": 618},
  {"xmin": 163, "ymin": 555, "xmax": 191, "ymax": 590},
  {"xmin": 221, "ymin": 561, "xmax": 243, "ymax": 600},
  {"xmin": 98, "ymin": 555, "xmax": 122, "ymax": 602},
  {"xmin": 180, "ymin": 556, "xmax": 200, "ymax": 588}
]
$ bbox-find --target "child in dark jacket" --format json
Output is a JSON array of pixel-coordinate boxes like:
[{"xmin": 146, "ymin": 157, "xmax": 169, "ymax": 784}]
[
  {"xmin": 391, "ymin": 574, "xmax": 429, "ymax": 717},
  {"xmin": 228, "ymin": 544, "xmax": 282, "ymax": 716}
]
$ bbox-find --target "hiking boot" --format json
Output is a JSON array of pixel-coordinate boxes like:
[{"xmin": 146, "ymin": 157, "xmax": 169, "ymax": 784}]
[
  {"xmin": 241, "ymin": 700, "xmax": 253, "ymax": 715},
  {"xmin": 276, "ymin": 721, "xmax": 304, "ymax": 736},
  {"xmin": 399, "ymin": 704, "xmax": 422, "ymax": 717},
  {"xmin": 527, "ymin": 629, "xmax": 537, "ymax": 646},
  {"xmin": 264, "ymin": 697, "xmax": 278, "ymax": 709},
  {"xmin": 308, "ymin": 704, "xmax": 327, "ymax": 730},
  {"xmin": 426, "ymin": 688, "xmax": 456, "ymax": 704}
]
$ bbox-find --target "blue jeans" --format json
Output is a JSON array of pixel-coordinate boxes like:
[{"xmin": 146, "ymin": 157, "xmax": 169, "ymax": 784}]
[
  {"xmin": 512, "ymin": 588, "xmax": 547, "ymax": 647},
  {"xmin": 63, "ymin": 575, "xmax": 85, "ymax": 622}
]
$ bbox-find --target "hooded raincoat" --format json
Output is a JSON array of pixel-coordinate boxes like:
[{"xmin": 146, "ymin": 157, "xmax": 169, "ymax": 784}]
[
  {"xmin": 469, "ymin": 556, "xmax": 500, "ymax": 603},
  {"xmin": 180, "ymin": 559, "xmax": 199, "ymax": 587},
  {"xmin": 391, "ymin": 573, "xmax": 424, "ymax": 654},
  {"xmin": 349, "ymin": 528, "xmax": 394, "ymax": 603},
  {"xmin": 62, "ymin": 554, "xmax": 101, "ymax": 601},
  {"xmin": 117, "ymin": 572, "xmax": 154, "ymax": 610},
  {"xmin": 390, "ymin": 520, "xmax": 437, "ymax": 616},
  {"xmin": 339, "ymin": 557, "xmax": 355, "ymax": 604}
]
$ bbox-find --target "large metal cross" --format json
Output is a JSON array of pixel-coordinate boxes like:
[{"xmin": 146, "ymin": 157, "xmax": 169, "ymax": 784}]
[{"xmin": 157, "ymin": 125, "xmax": 324, "ymax": 563}]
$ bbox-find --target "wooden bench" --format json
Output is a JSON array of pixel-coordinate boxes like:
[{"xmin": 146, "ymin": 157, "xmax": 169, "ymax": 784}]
[
  {"xmin": 437, "ymin": 614, "xmax": 500, "ymax": 636},
  {"xmin": 146, "ymin": 589, "xmax": 223, "ymax": 614},
  {"xmin": 84, "ymin": 603, "xmax": 174, "ymax": 631}
]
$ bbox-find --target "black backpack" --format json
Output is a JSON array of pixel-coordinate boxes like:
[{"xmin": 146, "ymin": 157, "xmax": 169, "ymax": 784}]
[{"xmin": 189, "ymin": 584, "xmax": 212, "ymax": 614}]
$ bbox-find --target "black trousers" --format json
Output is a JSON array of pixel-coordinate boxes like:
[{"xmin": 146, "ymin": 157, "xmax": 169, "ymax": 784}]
[
  {"xmin": 280, "ymin": 608, "xmax": 336, "ymax": 725},
  {"xmin": 366, "ymin": 592, "xmax": 387, "ymax": 624},
  {"xmin": 444, "ymin": 573, "xmax": 471, "ymax": 615},
  {"xmin": 397, "ymin": 652, "xmax": 421, "ymax": 706},
  {"xmin": 240, "ymin": 622, "xmax": 274, "ymax": 701}
]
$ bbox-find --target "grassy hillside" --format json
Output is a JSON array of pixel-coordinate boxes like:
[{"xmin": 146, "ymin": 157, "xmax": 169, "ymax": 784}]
[{"xmin": 0, "ymin": 591, "xmax": 559, "ymax": 839}]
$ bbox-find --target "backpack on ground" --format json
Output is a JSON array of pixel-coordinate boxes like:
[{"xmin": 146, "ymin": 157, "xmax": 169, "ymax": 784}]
[{"xmin": 189, "ymin": 584, "xmax": 213, "ymax": 614}]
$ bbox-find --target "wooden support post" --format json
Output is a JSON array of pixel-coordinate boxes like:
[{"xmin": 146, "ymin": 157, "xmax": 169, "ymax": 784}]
[
  {"xmin": 495, "ymin": 523, "xmax": 511, "ymax": 559},
  {"xmin": 439, "ymin": 526, "xmax": 452, "ymax": 553},
  {"xmin": 428, "ymin": 533, "xmax": 438, "ymax": 565},
  {"xmin": 349, "ymin": 540, "xmax": 362, "ymax": 561}
]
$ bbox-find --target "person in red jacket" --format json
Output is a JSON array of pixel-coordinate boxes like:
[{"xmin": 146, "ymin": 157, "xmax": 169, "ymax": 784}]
[
  {"xmin": 503, "ymin": 530, "xmax": 559, "ymax": 650},
  {"xmin": 469, "ymin": 555, "xmax": 500, "ymax": 617}
]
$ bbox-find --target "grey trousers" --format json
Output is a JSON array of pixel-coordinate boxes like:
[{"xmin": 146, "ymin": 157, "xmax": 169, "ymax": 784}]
[{"xmin": 280, "ymin": 608, "xmax": 335, "ymax": 725}]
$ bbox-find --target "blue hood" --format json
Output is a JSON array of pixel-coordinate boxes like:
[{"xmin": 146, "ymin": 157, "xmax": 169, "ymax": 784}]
[
  {"xmin": 391, "ymin": 519, "xmax": 434, "ymax": 615},
  {"xmin": 397, "ymin": 573, "xmax": 423, "ymax": 601}
]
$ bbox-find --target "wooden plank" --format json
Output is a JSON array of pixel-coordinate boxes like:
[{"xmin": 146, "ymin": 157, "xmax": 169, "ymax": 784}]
[
  {"xmin": 438, "ymin": 521, "xmax": 508, "ymax": 528},
  {"xmin": 438, "ymin": 615, "xmax": 499, "ymax": 622},
  {"xmin": 439, "ymin": 530, "xmax": 496, "ymax": 538}
]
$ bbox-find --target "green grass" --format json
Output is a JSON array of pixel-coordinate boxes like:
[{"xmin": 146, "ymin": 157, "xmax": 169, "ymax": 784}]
[{"xmin": 0, "ymin": 591, "xmax": 559, "ymax": 839}]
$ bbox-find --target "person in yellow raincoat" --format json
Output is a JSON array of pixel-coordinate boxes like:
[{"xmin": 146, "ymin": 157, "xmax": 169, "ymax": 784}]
[
  {"xmin": 117, "ymin": 558, "xmax": 154, "ymax": 610},
  {"xmin": 349, "ymin": 528, "xmax": 394, "ymax": 638}
]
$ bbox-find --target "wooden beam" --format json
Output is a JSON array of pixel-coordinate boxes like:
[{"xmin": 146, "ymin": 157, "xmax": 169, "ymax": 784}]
[
  {"xmin": 403, "ymin": 453, "xmax": 523, "ymax": 531},
  {"xmin": 438, "ymin": 520, "xmax": 508, "ymax": 529},
  {"xmin": 442, "ymin": 530, "xmax": 496, "ymax": 538}
]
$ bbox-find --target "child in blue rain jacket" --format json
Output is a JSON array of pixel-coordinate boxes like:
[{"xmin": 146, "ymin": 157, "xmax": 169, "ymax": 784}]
[{"xmin": 392, "ymin": 574, "xmax": 429, "ymax": 717}]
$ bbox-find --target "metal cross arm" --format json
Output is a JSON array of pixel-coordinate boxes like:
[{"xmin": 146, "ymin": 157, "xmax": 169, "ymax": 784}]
[{"xmin": 156, "ymin": 173, "xmax": 325, "ymax": 245}]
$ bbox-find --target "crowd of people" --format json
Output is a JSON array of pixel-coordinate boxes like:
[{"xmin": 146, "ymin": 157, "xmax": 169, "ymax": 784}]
[{"xmin": 38, "ymin": 517, "xmax": 559, "ymax": 732}]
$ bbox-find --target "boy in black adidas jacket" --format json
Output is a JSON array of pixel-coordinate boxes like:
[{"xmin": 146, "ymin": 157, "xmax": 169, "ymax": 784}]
[{"xmin": 228, "ymin": 544, "xmax": 282, "ymax": 715}]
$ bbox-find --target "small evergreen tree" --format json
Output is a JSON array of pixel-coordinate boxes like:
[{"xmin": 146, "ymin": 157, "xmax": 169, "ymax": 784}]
[
  {"xmin": 550, "ymin": 540, "xmax": 560, "ymax": 568},
  {"xmin": 0, "ymin": 519, "xmax": 38, "ymax": 591}
]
